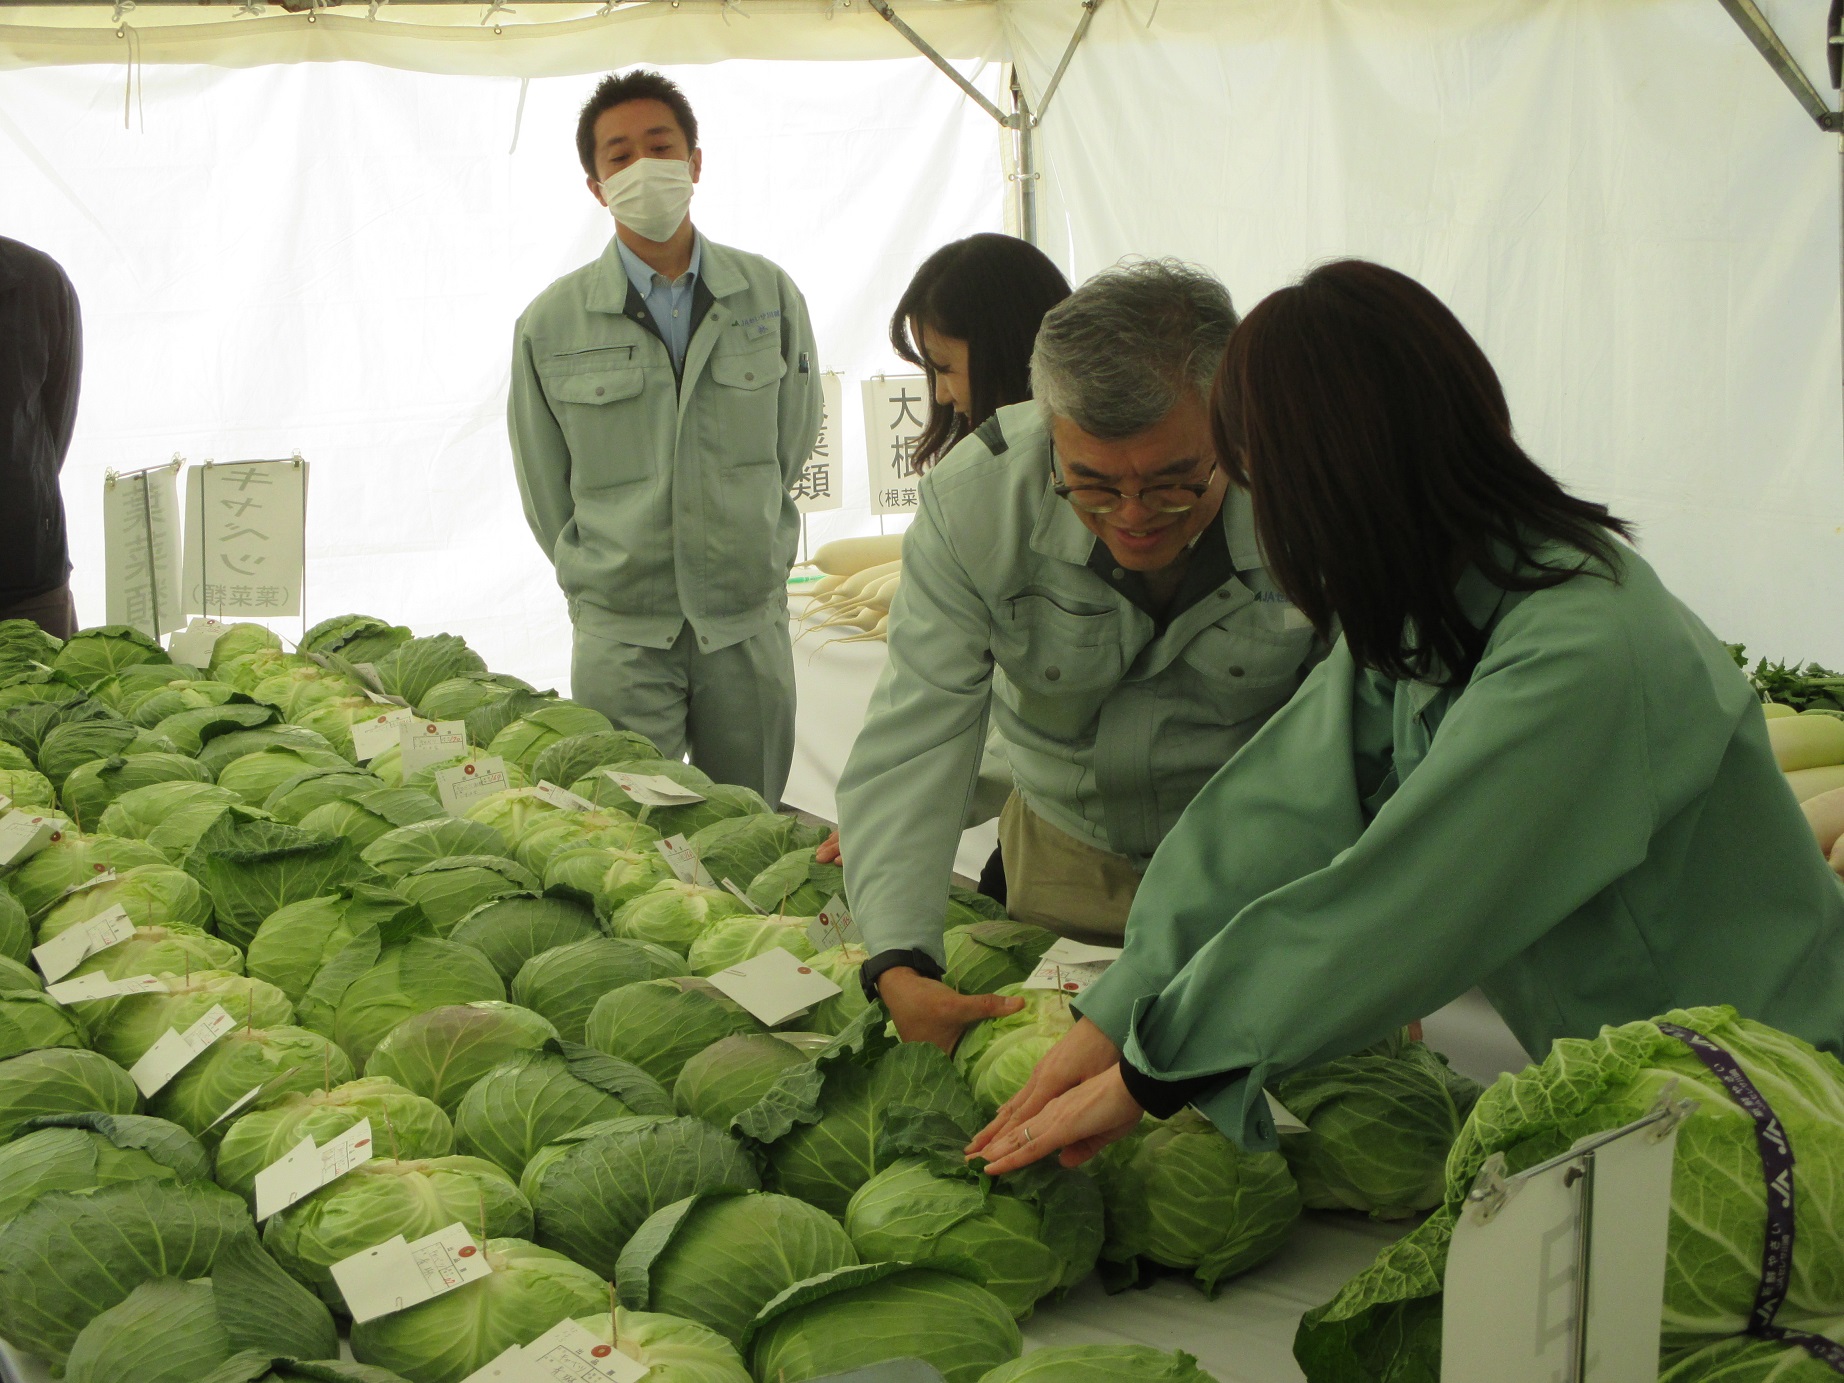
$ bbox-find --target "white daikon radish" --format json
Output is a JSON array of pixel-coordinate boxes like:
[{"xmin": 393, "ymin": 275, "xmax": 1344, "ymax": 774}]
[
  {"xmin": 1784, "ymin": 764, "xmax": 1844, "ymax": 802},
  {"xmin": 812, "ymin": 535, "xmax": 906, "ymax": 577},
  {"xmin": 1801, "ymin": 785, "xmax": 1844, "ymax": 855},
  {"xmin": 1767, "ymin": 713, "xmax": 1844, "ymax": 772}
]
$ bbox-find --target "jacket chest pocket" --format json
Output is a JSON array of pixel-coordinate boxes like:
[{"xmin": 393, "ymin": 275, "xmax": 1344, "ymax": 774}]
[
  {"xmin": 539, "ymin": 357, "xmax": 653, "ymax": 491},
  {"xmin": 1178, "ymin": 616, "xmax": 1314, "ymax": 724},
  {"xmin": 708, "ymin": 343, "xmax": 786, "ymax": 468},
  {"xmin": 993, "ymin": 594, "xmax": 1127, "ymax": 739}
]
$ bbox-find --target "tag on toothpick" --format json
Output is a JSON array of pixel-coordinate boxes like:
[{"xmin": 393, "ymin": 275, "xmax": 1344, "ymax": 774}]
[
  {"xmin": 1264, "ymin": 1091, "xmax": 1309, "ymax": 1135},
  {"xmin": 1040, "ymin": 938, "xmax": 1123, "ymax": 966},
  {"xmin": 603, "ymin": 770, "xmax": 706, "ymax": 808},
  {"xmin": 495, "ymin": 1318, "xmax": 650, "ymax": 1383},
  {"xmin": 350, "ymin": 707, "xmax": 417, "ymax": 762},
  {"xmin": 532, "ymin": 781, "xmax": 595, "ymax": 812},
  {"xmin": 332, "ymin": 1222, "xmax": 492, "ymax": 1324},
  {"xmin": 721, "ymin": 879, "xmax": 767, "ymax": 915},
  {"xmin": 805, "ymin": 895, "xmax": 860, "ymax": 949},
  {"xmin": 436, "ymin": 756, "xmax": 510, "ymax": 817},
  {"xmin": 204, "ymin": 1082, "xmax": 271, "ymax": 1132},
  {"xmin": 1022, "ymin": 938, "xmax": 1122, "ymax": 995},
  {"xmin": 350, "ymin": 662, "xmax": 389, "ymax": 694},
  {"xmin": 365, "ymin": 690, "xmax": 410, "ymax": 707},
  {"xmin": 45, "ymin": 972, "xmax": 167, "ymax": 1005},
  {"xmin": 255, "ymin": 1118, "xmax": 376, "ymax": 1221},
  {"xmin": 128, "ymin": 1003, "xmax": 237, "ymax": 1096},
  {"xmin": 167, "ymin": 617, "xmax": 226, "ymax": 667},
  {"xmin": 707, "ymin": 947, "xmax": 841, "ymax": 1026},
  {"xmin": 400, "ymin": 720, "xmax": 469, "ymax": 775},
  {"xmin": 656, "ymin": 836, "xmax": 715, "ymax": 888},
  {"xmin": 32, "ymin": 906, "xmax": 137, "ymax": 983},
  {"xmin": 0, "ymin": 810, "xmax": 64, "ymax": 869}
]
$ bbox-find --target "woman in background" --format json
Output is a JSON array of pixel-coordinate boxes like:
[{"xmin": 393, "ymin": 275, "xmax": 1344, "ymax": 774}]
[{"xmin": 817, "ymin": 234, "xmax": 1070, "ymax": 901}]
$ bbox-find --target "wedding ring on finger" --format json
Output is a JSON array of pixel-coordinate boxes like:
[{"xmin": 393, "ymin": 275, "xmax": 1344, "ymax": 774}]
[{"xmin": 1022, "ymin": 1126, "xmax": 1035, "ymax": 1144}]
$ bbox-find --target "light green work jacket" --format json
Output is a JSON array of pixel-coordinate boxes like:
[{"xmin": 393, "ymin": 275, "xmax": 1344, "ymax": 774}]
[
  {"xmin": 838, "ymin": 402, "xmax": 1322, "ymax": 960},
  {"xmin": 1078, "ymin": 542, "xmax": 1844, "ymax": 1150},
  {"xmin": 508, "ymin": 235, "xmax": 822, "ymax": 652}
]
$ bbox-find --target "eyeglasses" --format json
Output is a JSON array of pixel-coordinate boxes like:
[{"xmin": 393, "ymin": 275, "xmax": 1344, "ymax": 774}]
[{"xmin": 1051, "ymin": 457, "xmax": 1217, "ymax": 515}]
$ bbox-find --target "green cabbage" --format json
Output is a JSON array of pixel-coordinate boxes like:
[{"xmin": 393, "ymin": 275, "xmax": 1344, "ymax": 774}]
[
  {"xmin": 446, "ymin": 892, "xmax": 600, "ymax": 981},
  {"xmin": 0, "ymin": 988, "xmax": 86, "ymax": 1059},
  {"xmin": 744, "ymin": 848, "xmax": 844, "ymax": 916},
  {"xmin": 567, "ymin": 758, "xmax": 713, "ymax": 812},
  {"xmin": 955, "ymin": 986, "xmax": 1076, "ymax": 1116},
  {"xmin": 247, "ymin": 887, "xmax": 428, "ymax": 1004},
  {"xmin": 36, "ymin": 718, "xmax": 161, "ymax": 789},
  {"xmin": 61, "ymin": 751, "xmax": 214, "ymax": 830},
  {"xmin": 97, "ymin": 782, "xmax": 247, "ymax": 861},
  {"xmin": 216, "ymin": 747, "xmax": 357, "ymax": 808},
  {"xmin": 297, "ymin": 787, "xmax": 447, "ymax": 849},
  {"xmin": 1656, "ymin": 1330, "xmax": 1844, "ymax": 1382},
  {"xmin": 0, "ymin": 695, "xmax": 120, "ymax": 765},
  {"xmin": 803, "ymin": 943, "xmax": 874, "ymax": 1036},
  {"xmin": 213, "ymin": 1076, "xmax": 454, "ymax": 1202},
  {"xmin": 264, "ymin": 769, "xmax": 387, "ymax": 825},
  {"xmin": 944, "ymin": 921, "xmax": 1058, "ymax": 995},
  {"xmin": 362, "ymin": 999, "xmax": 554, "ymax": 1112},
  {"xmin": 184, "ymin": 816, "xmax": 366, "ymax": 949},
  {"xmin": 1095, "ymin": 1109, "xmax": 1300, "ymax": 1295},
  {"xmin": 0, "ymin": 618, "xmax": 63, "ymax": 682},
  {"xmin": 208, "ymin": 623, "xmax": 286, "ymax": 673},
  {"xmin": 672, "ymin": 1032, "xmax": 819, "ymax": 1131},
  {"xmin": 567, "ymin": 1310, "xmax": 750, "ymax": 1383},
  {"xmin": 51, "ymin": 626, "xmax": 170, "ymax": 689},
  {"xmin": 485, "ymin": 703, "xmax": 614, "ymax": 774},
  {"xmin": 292, "ymin": 698, "xmax": 385, "ymax": 760},
  {"xmin": 685, "ymin": 814, "xmax": 827, "ymax": 891},
  {"xmin": 326, "ymin": 941, "xmax": 508, "ymax": 1068},
  {"xmin": 148, "ymin": 1025, "xmax": 356, "ymax": 1136},
  {"xmin": 299, "ymin": 614, "xmax": 414, "ymax": 666},
  {"xmin": 458, "ymin": 788, "xmax": 571, "ymax": 850},
  {"xmin": 510, "ymin": 810, "xmax": 660, "ymax": 878},
  {"xmin": 0, "ymin": 762, "xmax": 56, "ymax": 810},
  {"xmin": 584, "ymin": 977, "xmax": 765, "ymax": 1086},
  {"xmin": 745, "ymin": 1263, "xmax": 1021, "ymax": 1383},
  {"xmin": 616, "ymin": 1190, "xmax": 858, "ymax": 1347},
  {"xmin": 6, "ymin": 831, "xmax": 168, "ymax": 917},
  {"xmin": 454, "ymin": 1040, "xmax": 670, "ymax": 1175},
  {"xmin": 56, "ymin": 923, "xmax": 244, "ymax": 1034},
  {"xmin": 0, "ymin": 885, "xmax": 28, "ymax": 964},
  {"xmin": 91, "ymin": 971, "xmax": 295, "ymax": 1069},
  {"xmin": 37, "ymin": 863, "xmax": 213, "ymax": 938},
  {"xmin": 264, "ymin": 1157, "xmax": 531, "ymax": 1309},
  {"xmin": 980, "ymin": 1346, "xmax": 1220, "ymax": 1381},
  {"xmin": 360, "ymin": 818, "xmax": 510, "ymax": 880},
  {"xmin": 0, "ymin": 1047, "xmax": 141, "ymax": 1140},
  {"xmin": 370, "ymin": 635, "xmax": 487, "ymax": 710},
  {"xmin": 348, "ymin": 1237, "xmax": 605, "ymax": 1383},
  {"xmin": 201, "ymin": 1353, "xmax": 411, "ymax": 1383},
  {"xmin": 520, "ymin": 1114, "xmax": 760, "ymax": 1278},
  {"xmin": 507, "ymin": 935, "xmax": 687, "ymax": 1043},
  {"xmin": 414, "ymin": 672, "xmax": 536, "ymax": 724},
  {"xmin": 685, "ymin": 914, "xmax": 817, "ymax": 977},
  {"xmin": 153, "ymin": 703, "xmax": 280, "ymax": 756},
  {"xmin": 394, "ymin": 856, "xmax": 538, "ymax": 933},
  {"xmin": 542, "ymin": 845, "xmax": 675, "ymax": 917},
  {"xmin": 0, "ymin": 1112, "xmax": 211, "ymax": 1225},
  {"xmin": 129, "ymin": 680, "xmax": 242, "ymax": 729},
  {"xmin": 528, "ymin": 730, "xmax": 659, "ymax": 789},
  {"xmin": 609, "ymin": 879, "xmax": 752, "ymax": 953}
]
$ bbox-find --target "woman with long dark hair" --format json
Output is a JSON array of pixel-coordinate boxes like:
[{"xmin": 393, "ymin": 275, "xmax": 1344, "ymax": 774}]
[
  {"xmin": 971, "ymin": 259, "xmax": 1844, "ymax": 1169},
  {"xmin": 816, "ymin": 234, "xmax": 1071, "ymax": 896}
]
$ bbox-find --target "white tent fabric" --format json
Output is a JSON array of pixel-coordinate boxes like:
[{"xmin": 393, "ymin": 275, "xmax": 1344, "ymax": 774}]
[
  {"xmin": 0, "ymin": 56, "xmax": 1004, "ymax": 688},
  {"xmin": 1007, "ymin": 0, "xmax": 1844, "ymax": 665}
]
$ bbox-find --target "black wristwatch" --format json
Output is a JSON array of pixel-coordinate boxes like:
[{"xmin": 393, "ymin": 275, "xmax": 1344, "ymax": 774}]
[{"xmin": 859, "ymin": 948, "xmax": 946, "ymax": 1004}]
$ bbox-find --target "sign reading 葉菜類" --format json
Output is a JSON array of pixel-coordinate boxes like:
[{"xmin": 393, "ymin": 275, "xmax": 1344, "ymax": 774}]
[
  {"xmin": 181, "ymin": 458, "xmax": 308, "ymax": 619},
  {"xmin": 861, "ymin": 376, "xmax": 928, "ymax": 516},
  {"xmin": 793, "ymin": 373, "xmax": 845, "ymax": 515},
  {"xmin": 103, "ymin": 461, "xmax": 186, "ymax": 638}
]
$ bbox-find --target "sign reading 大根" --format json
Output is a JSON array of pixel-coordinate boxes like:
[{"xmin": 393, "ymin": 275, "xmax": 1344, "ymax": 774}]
[
  {"xmin": 861, "ymin": 376, "xmax": 928, "ymax": 516},
  {"xmin": 182, "ymin": 458, "xmax": 308, "ymax": 619}
]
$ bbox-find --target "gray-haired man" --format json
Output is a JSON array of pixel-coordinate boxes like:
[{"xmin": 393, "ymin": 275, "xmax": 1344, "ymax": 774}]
[{"xmin": 836, "ymin": 260, "xmax": 1325, "ymax": 1052}]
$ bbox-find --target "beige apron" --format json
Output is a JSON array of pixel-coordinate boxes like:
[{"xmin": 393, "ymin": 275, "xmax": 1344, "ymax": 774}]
[{"xmin": 997, "ymin": 792, "xmax": 1141, "ymax": 945}]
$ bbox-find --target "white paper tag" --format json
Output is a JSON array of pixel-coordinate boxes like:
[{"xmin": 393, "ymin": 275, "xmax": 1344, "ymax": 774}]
[
  {"xmin": 721, "ymin": 879, "xmax": 767, "ymax": 915},
  {"xmin": 1039, "ymin": 938, "xmax": 1124, "ymax": 967},
  {"xmin": 603, "ymin": 770, "xmax": 706, "ymax": 808},
  {"xmin": 532, "ymin": 781, "xmax": 596, "ymax": 812},
  {"xmin": 255, "ymin": 1118, "xmax": 376, "ymax": 1221},
  {"xmin": 204, "ymin": 1081, "xmax": 271, "ymax": 1132},
  {"xmin": 1022, "ymin": 959, "xmax": 1113, "ymax": 995},
  {"xmin": 0, "ymin": 810, "xmax": 64, "ymax": 869},
  {"xmin": 167, "ymin": 617, "xmax": 226, "ymax": 666},
  {"xmin": 127, "ymin": 1003, "xmax": 237, "ymax": 1096},
  {"xmin": 350, "ymin": 707, "xmax": 417, "ymax": 762},
  {"xmin": 45, "ymin": 972, "xmax": 167, "ymax": 1005},
  {"xmin": 365, "ymin": 690, "xmax": 409, "ymax": 707},
  {"xmin": 1264, "ymin": 1091, "xmax": 1309, "ymax": 1135},
  {"xmin": 351, "ymin": 662, "xmax": 387, "ymax": 692},
  {"xmin": 332, "ymin": 1222, "xmax": 493, "ymax": 1325},
  {"xmin": 400, "ymin": 720, "xmax": 469, "ymax": 775},
  {"xmin": 32, "ymin": 906, "xmax": 137, "ymax": 984},
  {"xmin": 707, "ymin": 947, "xmax": 841, "ymax": 1026},
  {"xmin": 436, "ymin": 756, "xmax": 511, "ymax": 817},
  {"xmin": 655, "ymin": 836, "xmax": 716, "ymax": 888},
  {"xmin": 470, "ymin": 1320, "xmax": 649, "ymax": 1383},
  {"xmin": 0, "ymin": 794, "xmax": 12, "ymax": 814},
  {"xmin": 805, "ymin": 895, "xmax": 861, "ymax": 950}
]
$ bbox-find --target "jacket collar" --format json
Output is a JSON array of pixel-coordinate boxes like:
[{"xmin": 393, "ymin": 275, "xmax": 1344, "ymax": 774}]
[{"xmin": 586, "ymin": 230, "xmax": 746, "ymax": 315}]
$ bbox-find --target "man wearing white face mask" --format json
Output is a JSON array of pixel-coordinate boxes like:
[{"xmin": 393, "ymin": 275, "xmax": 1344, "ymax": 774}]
[{"xmin": 509, "ymin": 69, "xmax": 823, "ymax": 801}]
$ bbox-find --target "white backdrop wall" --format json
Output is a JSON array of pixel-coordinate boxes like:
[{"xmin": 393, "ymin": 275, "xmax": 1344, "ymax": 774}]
[
  {"xmin": 1008, "ymin": 0, "xmax": 1844, "ymax": 665},
  {"xmin": 0, "ymin": 56, "xmax": 1004, "ymax": 689}
]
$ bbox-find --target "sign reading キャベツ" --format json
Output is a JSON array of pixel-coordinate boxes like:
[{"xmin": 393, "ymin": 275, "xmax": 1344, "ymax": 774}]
[{"xmin": 182, "ymin": 458, "xmax": 309, "ymax": 619}]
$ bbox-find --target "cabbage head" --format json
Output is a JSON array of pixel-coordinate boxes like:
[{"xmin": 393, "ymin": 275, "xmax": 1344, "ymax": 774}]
[
  {"xmin": 955, "ymin": 986, "xmax": 1076, "ymax": 1116},
  {"xmin": 247, "ymin": 886, "xmax": 428, "ymax": 1004},
  {"xmin": 744, "ymin": 1263, "xmax": 1020, "ymax": 1383},
  {"xmin": 128, "ymin": 680, "xmax": 241, "ymax": 729},
  {"xmin": 196, "ymin": 725, "xmax": 344, "ymax": 779},
  {"xmin": 446, "ymin": 892, "xmax": 599, "ymax": 981},
  {"xmin": 265, "ymin": 1157, "xmax": 531, "ymax": 1309},
  {"xmin": 543, "ymin": 844, "xmax": 675, "ymax": 917},
  {"xmin": 0, "ymin": 694, "xmax": 119, "ymax": 765},
  {"xmin": 567, "ymin": 1310, "xmax": 750, "ymax": 1383},
  {"xmin": 0, "ymin": 762, "xmax": 55, "ymax": 810},
  {"xmin": 0, "ymin": 618, "xmax": 62, "ymax": 681},
  {"xmin": 61, "ymin": 751, "xmax": 213, "ymax": 830},
  {"xmin": 685, "ymin": 814, "xmax": 827, "ymax": 892},
  {"xmin": 520, "ymin": 1114, "xmax": 759, "ymax": 1278},
  {"xmin": 685, "ymin": 914, "xmax": 817, "ymax": 977},
  {"xmin": 584, "ymin": 977, "xmax": 765, "ymax": 1086},
  {"xmin": 298, "ymin": 788, "xmax": 446, "ymax": 849},
  {"xmin": 184, "ymin": 815, "xmax": 366, "ymax": 949},
  {"xmin": 0, "ymin": 885, "xmax": 28, "ymax": 964},
  {"xmin": 361, "ymin": 818, "xmax": 509, "ymax": 880},
  {"xmin": 528, "ymin": 729, "xmax": 659, "ymax": 789},
  {"xmin": 201, "ymin": 1354, "xmax": 411, "ymax": 1383},
  {"xmin": 0, "ymin": 1177, "xmax": 253, "ymax": 1364},
  {"xmin": 509, "ymin": 935, "xmax": 686, "ymax": 1043},
  {"xmin": 0, "ymin": 1111, "xmax": 211, "ymax": 1225},
  {"xmin": 0, "ymin": 988, "xmax": 86, "ymax": 1059},
  {"xmin": 37, "ymin": 863, "xmax": 213, "ymax": 938},
  {"xmin": 843, "ymin": 1113, "xmax": 1103, "ymax": 1319},
  {"xmin": 414, "ymin": 671, "xmax": 535, "ymax": 724},
  {"xmin": 216, "ymin": 746, "xmax": 358, "ymax": 808},
  {"xmin": 57, "ymin": 922, "xmax": 243, "ymax": 1035},
  {"xmin": 371, "ymin": 634, "xmax": 487, "ymax": 710},
  {"xmin": 459, "ymin": 788, "xmax": 570, "ymax": 849},
  {"xmin": 0, "ymin": 955, "xmax": 41, "ymax": 990},
  {"xmin": 1293, "ymin": 1006, "xmax": 1844, "ymax": 1381},
  {"xmin": 264, "ymin": 769, "xmax": 387, "ymax": 825},
  {"xmin": 91, "ymin": 971, "xmax": 295, "ymax": 1068},
  {"xmin": 299, "ymin": 614, "xmax": 414, "ymax": 666},
  {"xmin": 0, "ymin": 1047, "xmax": 141, "ymax": 1139},
  {"xmin": 98, "ymin": 782, "xmax": 247, "ymax": 862},
  {"xmin": 454, "ymin": 1040, "xmax": 670, "ymax": 1175},
  {"xmin": 6, "ymin": 831, "xmax": 168, "ymax": 917},
  {"xmin": 215, "ymin": 1075, "xmax": 454, "ymax": 1202},
  {"xmin": 1656, "ymin": 1331, "xmax": 1844, "ymax": 1382},
  {"xmin": 323, "ymin": 939, "xmax": 507, "ymax": 1067},
  {"xmin": 509, "ymin": 810, "xmax": 659, "ymax": 878},
  {"xmin": 208, "ymin": 623, "xmax": 286, "ymax": 672},
  {"xmin": 1095, "ymin": 1109, "xmax": 1300, "ymax": 1295},
  {"xmin": 149, "ymin": 1024, "xmax": 355, "ymax": 1136},
  {"xmin": 486, "ymin": 703, "xmax": 614, "ymax": 774},
  {"xmin": 609, "ymin": 879, "xmax": 751, "ymax": 953},
  {"xmin": 153, "ymin": 702, "xmax": 279, "ymax": 755},
  {"xmin": 395, "ymin": 855, "xmax": 539, "ymax": 934},
  {"xmin": 673, "ymin": 1032, "xmax": 813, "ymax": 1130},
  {"xmin": 568, "ymin": 757, "xmax": 713, "ymax": 811},
  {"xmin": 35, "ymin": 718, "xmax": 167, "ymax": 790},
  {"xmin": 51, "ymin": 625, "xmax": 169, "ymax": 689},
  {"xmin": 348, "ymin": 1236, "xmax": 605, "ymax": 1383},
  {"xmin": 1271, "ymin": 1033, "xmax": 1482, "ymax": 1220},
  {"xmin": 62, "ymin": 1232, "xmax": 337, "ymax": 1383},
  {"xmin": 744, "ymin": 848, "xmax": 843, "ymax": 916},
  {"xmin": 363, "ymin": 999, "xmax": 555, "ymax": 1112},
  {"xmin": 803, "ymin": 943, "xmax": 874, "ymax": 1036},
  {"xmin": 980, "ymin": 1346, "xmax": 1221, "ymax": 1381},
  {"xmin": 616, "ymin": 1190, "xmax": 858, "ymax": 1347},
  {"xmin": 944, "ymin": 921, "xmax": 1057, "ymax": 995}
]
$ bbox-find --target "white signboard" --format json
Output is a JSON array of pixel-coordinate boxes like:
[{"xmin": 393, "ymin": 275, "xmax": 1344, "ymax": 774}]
[
  {"xmin": 332, "ymin": 1222, "xmax": 493, "ymax": 1324},
  {"xmin": 103, "ymin": 461, "xmax": 186, "ymax": 638},
  {"xmin": 531, "ymin": 781, "xmax": 596, "ymax": 812},
  {"xmin": 793, "ymin": 372, "xmax": 845, "ymax": 515},
  {"xmin": 707, "ymin": 947, "xmax": 840, "ymax": 1026},
  {"xmin": 182, "ymin": 458, "xmax": 308, "ymax": 619},
  {"xmin": 861, "ymin": 375, "xmax": 929, "ymax": 516}
]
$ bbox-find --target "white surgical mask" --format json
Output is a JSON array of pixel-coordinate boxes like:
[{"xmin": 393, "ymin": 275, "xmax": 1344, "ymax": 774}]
[{"xmin": 601, "ymin": 157, "xmax": 694, "ymax": 243}]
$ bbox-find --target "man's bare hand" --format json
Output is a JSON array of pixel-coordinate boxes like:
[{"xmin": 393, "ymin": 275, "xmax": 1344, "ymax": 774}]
[
  {"xmin": 879, "ymin": 967, "xmax": 1024, "ymax": 1055},
  {"xmin": 815, "ymin": 830, "xmax": 842, "ymax": 865}
]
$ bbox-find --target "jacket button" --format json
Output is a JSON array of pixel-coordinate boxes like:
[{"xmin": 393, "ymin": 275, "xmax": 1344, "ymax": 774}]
[
  {"xmin": 1228, "ymin": 665, "xmax": 1245, "ymax": 677},
  {"xmin": 1045, "ymin": 667, "xmax": 1061, "ymax": 682},
  {"xmin": 594, "ymin": 387, "xmax": 605, "ymax": 397},
  {"xmin": 1112, "ymin": 568, "xmax": 1125, "ymax": 580},
  {"xmin": 1218, "ymin": 589, "xmax": 1232, "ymax": 599},
  {"xmin": 744, "ymin": 372, "xmax": 755, "ymax": 382}
]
